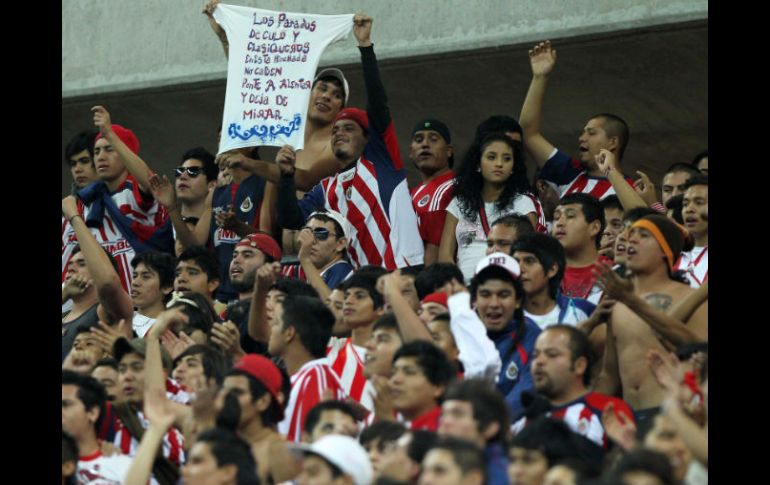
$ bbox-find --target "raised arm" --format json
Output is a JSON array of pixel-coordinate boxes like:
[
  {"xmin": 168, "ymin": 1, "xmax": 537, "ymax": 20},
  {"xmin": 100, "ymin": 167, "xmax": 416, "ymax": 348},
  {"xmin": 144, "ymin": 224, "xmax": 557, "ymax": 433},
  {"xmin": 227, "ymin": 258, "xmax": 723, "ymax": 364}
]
[
  {"xmin": 297, "ymin": 229, "xmax": 333, "ymax": 301},
  {"xmin": 247, "ymin": 262, "xmax": 282, "ymax": 342},
  {"xmin": 62, "ymin": 196, "xmax": 134, "ymax": 326},
  {"xmin": 92, "ymin": 106, "xmax": 154, "ymax": 193},
  {"xmin": 202, "ymin": 0, "xmax": 229, "ymax": 58},
  {"xmin": 446, "ymin": 280, "xmax": 502, "ymax": 382},
  {"xmin": 378, "ymin": 270, "xmax": 433, "ymax": 342},
  {"xmin": 596, "ymin": 149, "xmax": 647, "ymax": 211},
  {"xmin": 276, "ymin": 146, "xmax": 313, "ymax": 230},
  {"xmin": 354, "ymin": 14, "xmax": 391, "ymax": 134},
  {"xmin": 218, "ymin": 150, "xmax": 339, "ymax": 193},
  {"xmin": 519, "ymin": 41, "xmax": 558, "ymax": 167}
]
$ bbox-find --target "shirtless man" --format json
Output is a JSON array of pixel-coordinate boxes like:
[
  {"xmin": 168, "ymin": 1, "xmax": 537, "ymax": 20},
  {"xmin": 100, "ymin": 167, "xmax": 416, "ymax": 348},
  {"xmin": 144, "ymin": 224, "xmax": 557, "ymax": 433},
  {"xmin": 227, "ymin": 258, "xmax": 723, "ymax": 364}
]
[
  {"xmin": 594, "ymin": 214, "xmax": 707, "ymax": 425},
  {"xmin": 203, "ymin": 0, "xmax": 348, "ymax": 251}
]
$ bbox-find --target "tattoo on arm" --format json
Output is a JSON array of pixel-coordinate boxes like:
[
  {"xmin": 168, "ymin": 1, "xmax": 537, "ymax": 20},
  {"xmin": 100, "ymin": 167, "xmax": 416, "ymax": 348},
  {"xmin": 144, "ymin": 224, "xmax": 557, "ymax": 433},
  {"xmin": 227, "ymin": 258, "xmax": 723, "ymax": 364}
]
[{"xmin": 644, "ymin": 293, "xmax": 672, "ymax": 311}]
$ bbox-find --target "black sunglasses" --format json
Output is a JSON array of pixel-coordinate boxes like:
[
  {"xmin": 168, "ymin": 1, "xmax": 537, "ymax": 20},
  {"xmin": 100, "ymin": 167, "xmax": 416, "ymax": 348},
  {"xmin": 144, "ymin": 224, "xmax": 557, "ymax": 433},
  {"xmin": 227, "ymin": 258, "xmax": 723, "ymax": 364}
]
[
  {"xmin": 304, "ymin": 227, "xmax": 332, "ymax": 241},
  {"xmin": 175, "ymin": 166, "xmax": 203, "ymax": 178}
]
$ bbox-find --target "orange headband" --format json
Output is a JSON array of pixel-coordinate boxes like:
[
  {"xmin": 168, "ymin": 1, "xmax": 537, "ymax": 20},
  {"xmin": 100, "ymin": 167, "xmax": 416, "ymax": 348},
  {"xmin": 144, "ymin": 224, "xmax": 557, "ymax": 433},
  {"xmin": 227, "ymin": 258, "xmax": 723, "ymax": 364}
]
[{"xmin": 631, "ymin": 219, "xmax": 674, "ymax": 269}]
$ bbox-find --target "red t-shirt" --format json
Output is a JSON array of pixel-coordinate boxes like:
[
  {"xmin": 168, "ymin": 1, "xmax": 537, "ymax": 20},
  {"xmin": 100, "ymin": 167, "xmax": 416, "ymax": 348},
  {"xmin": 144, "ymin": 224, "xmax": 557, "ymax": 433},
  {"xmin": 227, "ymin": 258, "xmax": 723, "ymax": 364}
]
[
  {"xmin": 561, "ymin": 256, "xmax": 612, "ymax": 300},
  {"xmin": 411, "ymin": 170, "xmax": 456, "ymax": 246}
]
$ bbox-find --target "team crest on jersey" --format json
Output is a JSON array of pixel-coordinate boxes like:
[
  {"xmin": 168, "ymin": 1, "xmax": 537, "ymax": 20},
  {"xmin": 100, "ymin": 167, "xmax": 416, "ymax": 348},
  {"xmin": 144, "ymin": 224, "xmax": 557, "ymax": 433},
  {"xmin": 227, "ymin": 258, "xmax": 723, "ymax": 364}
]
[
  {"xmin": 577, "ymin": 417, "xmax": 590, "ymax": 434},
  {"xmin": 417, "ymin": 194, "xmax": 430, "ymax": 207},
  {"xmin": 505, "ymin": 361, "xmax": 519, "ymax": 381},
  {"xmin": 345, "ymin": 187, "xmax": 353, "ymax": 200},
  {"xmin": 240, "ymin": 196, "xmax": 253, "ymax": 212}
]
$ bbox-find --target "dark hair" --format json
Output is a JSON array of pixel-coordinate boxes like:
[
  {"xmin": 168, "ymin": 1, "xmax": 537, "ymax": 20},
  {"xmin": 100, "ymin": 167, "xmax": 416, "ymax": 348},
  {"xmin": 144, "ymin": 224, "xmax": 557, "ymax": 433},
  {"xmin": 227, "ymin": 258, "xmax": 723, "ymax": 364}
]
[
  {"xmin": 399, "ymin": 265, "xmax": 424, "ymax": 279},
  {"xmin": 359, "ymin": 421, "xmax": 407, "ymax": 449},
  {"xmin": 93, "ymin": 357, "xmax": 119, "ymax": 372},
  {"xmin": 490, "ymin": 213, "xmax": 535, "ymax": 240},
  {"xmin": 510, "ymin": 417, "xmax": 584, "ymax": 467},
  {"xmin": 429, "ymin": 436, "xmax": 486, "ymax": 479},
  {"xmin": 511, "ymin": 233, "xmax": 565, "ymax": 299},
  {"xmin": 181, "ymin": 147, "xmax": 218, "ymax": 182},
  {"xmin": 167, "ymin": 291, "xmax": 219, "ymax": 337},
  {"xmin": 71, "ymin": 244, "xmax": 121, "ymax": 277},
  {"xmin": 62, "ymin": 370, "xmax": 108, "ymax": 433},
  {"xmin": 407, "ymin": 430, "xmax": 439, "ymax": 463},
  {"xmin": 664, "ymin": 162, "xmax": 700, "ymax": 179},
  {"xmin": 341, "ymin": 271, "xmax": 384, "ymax": 309},
  {"xmin": 600, "ymin": 194, "xmax": 623, "ymax": 213},
  {"xmin": 690, "ymin": 149, "xmax": 708, "ymax": 167},
  {"xmin": 226, "ymin": 369, "xmax": 282, "ymax": 426},
  {"xmin": 196, "ymin": 427, "xmax": 260, "ymax": 485},
  {"xmin": 392, "ymin": 341, "xmax": 455, "ymax": 391},
  {"xmin": 454, "ymin": 132, "xmax": 531, "ymax": 222},
  {"xmin": 664, "ymin": 194, "xmax": 684, "ymax": 224},
  {"xmin": 623, "ymin": 207, "xmax": 658, "ymax": 224},
  {"xmin": 469, "ymin": 267, "xmax": 526, "ymax": 324},
  {"xmin": 443, "ymin": 379, "xmax": 510, "ymax": 445},
  {"xmin": 675, "ymin": 342, "xmax": 708, "ymax": 362},
  {"xmin": 352, "ymin": 264, "xmax": 389, "ymax": 280},
  {"xmin": 557, "ymin": 193, "xmax": 605, "ymax": 249},
  {"xmin": 177, "ymin": 246, "xmax": 221, "ymax": 282},
  {"xmin": 414, "ymin": 263, "xmax": 464, "ymax": 301},
  {"xmin": 312, "ymin": 75, "xmax": 345, "ymax": 106},
  {"xmin": 62, "ymin": 430, "xmax": 79, "ymax": 485},
  {"xmin": 303, "ymin": 400, "xmax": 358, "ymax": 435},
  {"xmin": 611, "ymin": 449, "xmax": 676, "ymax": 485},
  {"xmin": 373, "ymin": 313, "xmax": 402, "ymax": 338},
  {"xmin": 173, "ymin": 344, "xmax": 228, "ymax": 385},
  {"xmin": 269, "ymin": 278, "xmax": 320, "ymax": 299},
  {"xmin": 65, "ymin": 130, "xmax": 98, "ymax": 165},
  {"xmin": 281, "ymin": 295, "xmax": 335, "ymax": 358},
  {"xmin": 131, "ymin": 251, "xmax": 176, "ymax": 298},
  {"xmin": 592, "ymin": 113, "xmax": 630, "ymax": 160},
  {"xmin": 682, "ymin": 174, "xmax": 708, "ymax": 190},
  {"xmin": 474, "ymin": 115, "xmax": 523, "ymax": 143},
  {"xmin": 544, "ymin": 325, "xmax": 594, "ymax": 386}
]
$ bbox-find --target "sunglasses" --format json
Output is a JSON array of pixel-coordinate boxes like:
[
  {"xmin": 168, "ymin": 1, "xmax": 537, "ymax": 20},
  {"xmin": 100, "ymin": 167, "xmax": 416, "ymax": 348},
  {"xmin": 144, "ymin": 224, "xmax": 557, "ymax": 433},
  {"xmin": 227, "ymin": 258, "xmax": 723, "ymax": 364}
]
[
  {"xmin": 175, "ymin": 166, "xmax": 203, "ymax": 178},
  {"xmin": 304, "ymin": 227, "xmax": 332, "ymax": 241}
]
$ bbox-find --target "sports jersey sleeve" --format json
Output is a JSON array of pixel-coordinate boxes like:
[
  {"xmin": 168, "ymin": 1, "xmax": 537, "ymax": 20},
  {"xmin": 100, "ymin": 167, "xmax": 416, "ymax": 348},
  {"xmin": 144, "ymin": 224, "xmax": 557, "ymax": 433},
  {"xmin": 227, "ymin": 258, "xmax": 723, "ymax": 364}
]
[
  {"xmin": 421, "ymin": 209, "xmax": 449, "ymax": 246},
  {"xmin": 447, "ymin": 292, "xmax": 502, "ymax": 382},
  {"xmin": 277, "ymin": 174, "xmax": 324, "ymax": 229},
  {"xmin": 512, "ymin": 193, "xmax": 537, "ymax": 216},
  {"xmin": 540, "ymin": 148, "xmax": 584, "ymax": 185},
  {"xmin": 323, "ymin": 262, "xmax": 353, "ymax": 289}
]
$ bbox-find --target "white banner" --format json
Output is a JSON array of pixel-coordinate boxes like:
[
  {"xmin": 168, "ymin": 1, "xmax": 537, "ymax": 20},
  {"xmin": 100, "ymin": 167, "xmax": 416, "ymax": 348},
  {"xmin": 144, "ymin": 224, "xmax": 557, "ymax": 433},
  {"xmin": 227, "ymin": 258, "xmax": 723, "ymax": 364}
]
[{"xmin": 213, "ymin": 4, "xmax": 353, "ymax": 154}]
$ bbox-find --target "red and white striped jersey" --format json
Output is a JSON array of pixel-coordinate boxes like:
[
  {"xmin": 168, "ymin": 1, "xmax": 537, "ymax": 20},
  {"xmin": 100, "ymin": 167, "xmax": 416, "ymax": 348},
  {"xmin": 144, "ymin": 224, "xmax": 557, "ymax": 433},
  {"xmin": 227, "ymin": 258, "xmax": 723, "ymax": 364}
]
[
  {"xmin": 278, "ymin": 358, "xmax": 348, "ymax": 442},
  {"xmin": 541, "ymin": 148, "xmax": 635, "ymax": 201},
  {"xmin": 298, "ymin": 122, "xmax": 424, "ymax": 270},
  {"xmin": 166, "ymin": 376, "xmax": 193, "ymax": 405},
  {"xmin": 112, "ymin": 409, "xmax": 185, "ymax": 466},
  {"xmin": 673, "ymin": 246, "xmax": 708, "ymax": 288},
  {"xmin": 521, "ymin": 192, "xmax": 549, "ymax": 233},
  {"xmin": 327, "ymin": 337, "xmax": 375, "ymax": 412},
  {"xmin": 511, "ymin": 392, "xmax": 634, "ymax": 448},
  {"xmin": 411, "ymin": 170, "xmax": 456, "ymax": 246},
  {"xmin": 62, "ymin": 175, "xmax": 168, "ymax": 292}
]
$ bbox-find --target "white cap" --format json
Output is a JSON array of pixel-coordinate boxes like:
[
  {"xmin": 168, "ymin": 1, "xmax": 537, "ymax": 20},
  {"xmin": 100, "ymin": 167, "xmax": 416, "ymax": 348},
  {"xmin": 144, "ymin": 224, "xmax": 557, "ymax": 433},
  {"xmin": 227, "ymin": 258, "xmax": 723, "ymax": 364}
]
[
  {"xmin": 314, "ymin": 67, "xmax": 350, "ymax": 104},
  {"xmin": 291, "ymin": 434, "xmax": 373, "ymax": 485},
  {"xmin": 309, "ymin": 209, "xmax": 352, "ymax": 240},
  {"xmin": 474, "ymin": 252, "xmax": 521, "ymax": 280}
]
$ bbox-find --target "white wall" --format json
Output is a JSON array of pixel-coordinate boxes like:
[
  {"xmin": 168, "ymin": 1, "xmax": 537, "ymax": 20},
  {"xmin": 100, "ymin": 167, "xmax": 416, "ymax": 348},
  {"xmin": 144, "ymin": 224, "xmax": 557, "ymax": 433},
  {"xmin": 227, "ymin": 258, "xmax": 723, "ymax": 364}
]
[{"xmin": 62, "ymin": 0, "xmax": 707, "ymax": 97}]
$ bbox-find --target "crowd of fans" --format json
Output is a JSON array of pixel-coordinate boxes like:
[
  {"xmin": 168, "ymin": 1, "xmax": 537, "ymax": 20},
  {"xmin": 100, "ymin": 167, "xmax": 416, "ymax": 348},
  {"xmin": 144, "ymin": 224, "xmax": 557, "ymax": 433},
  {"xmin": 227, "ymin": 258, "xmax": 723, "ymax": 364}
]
[{"xmin": 62, "ymin": 4, "xmax": 708, "ymax": 485}]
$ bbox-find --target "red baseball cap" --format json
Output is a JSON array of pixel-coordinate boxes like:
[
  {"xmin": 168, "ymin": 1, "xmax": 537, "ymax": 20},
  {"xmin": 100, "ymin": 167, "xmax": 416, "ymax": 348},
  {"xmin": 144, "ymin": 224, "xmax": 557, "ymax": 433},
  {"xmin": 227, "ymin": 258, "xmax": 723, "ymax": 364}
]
[
  {"xmin": 232, "ymin": 354, "xmax": 285, "ymax": 420},
  {"xmin": 334, "ymin": 107, "xmax": 369, "ymax": 132},
  {"xmin": 95, "ymin": 124, "xmax": 140, "ymax": 154},
  {"xmin": 421, "ymin": 292, "xmax": 448, "ymax": 308},
  {"xmin": 236, "ymin": 233, "xmax": 282, "ymax": 262}
]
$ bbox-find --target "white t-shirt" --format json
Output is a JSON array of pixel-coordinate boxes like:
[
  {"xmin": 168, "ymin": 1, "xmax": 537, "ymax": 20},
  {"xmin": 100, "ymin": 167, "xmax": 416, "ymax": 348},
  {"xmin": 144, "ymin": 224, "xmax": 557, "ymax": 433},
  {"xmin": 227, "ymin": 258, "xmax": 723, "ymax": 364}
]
[
  {"xmin": 446, "ymin": 195, "xmax": 536, "ymax": 282},
  {"xmin": 132, "ymin": 312, "xmax": 156, "ymax": 338},
  {"xmin": 76, "ymin": 451, "xmax": 134, "ymax": 484}
]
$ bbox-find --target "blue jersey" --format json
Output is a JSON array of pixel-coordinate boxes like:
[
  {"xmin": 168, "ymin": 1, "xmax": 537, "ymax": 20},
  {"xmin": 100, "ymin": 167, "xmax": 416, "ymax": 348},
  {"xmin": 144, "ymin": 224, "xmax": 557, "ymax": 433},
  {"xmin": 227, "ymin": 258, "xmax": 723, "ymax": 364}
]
[
  {"xmin": 211, "ymin": 175, "xmax": 266, "ymax": 302},
  {"xmin": 490, "ymin": 317, "xmax": 541, "ymax": 421}
]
